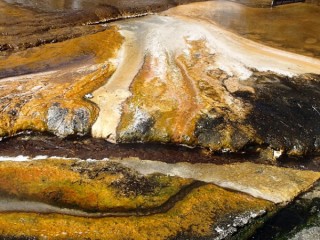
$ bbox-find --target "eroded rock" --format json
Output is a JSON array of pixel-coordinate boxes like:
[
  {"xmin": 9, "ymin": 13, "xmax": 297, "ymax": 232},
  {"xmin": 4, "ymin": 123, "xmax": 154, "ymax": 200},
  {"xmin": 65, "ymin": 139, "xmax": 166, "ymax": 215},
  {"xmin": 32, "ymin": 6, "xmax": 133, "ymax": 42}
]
[
  {"xmin": 0, "ymin": 27, "xmax": 123, "ymax": 138},
  {"xmin": 251, "ymin": 181, "xmax": 320, "ymax": 239},
  {"xmin": 0, "ymin": 158, "xmax": 275, "ymax": 239},
  {"xmin": 1, "ymin": 1, "xmax": 320, "ymax": 158},
  {"xmin": 47, "ymin": 103, "xmax": 90, "ymax": 137},
  {"xmin": 114, "ymin": 158, "xmax": 320, "ymax": 203}
]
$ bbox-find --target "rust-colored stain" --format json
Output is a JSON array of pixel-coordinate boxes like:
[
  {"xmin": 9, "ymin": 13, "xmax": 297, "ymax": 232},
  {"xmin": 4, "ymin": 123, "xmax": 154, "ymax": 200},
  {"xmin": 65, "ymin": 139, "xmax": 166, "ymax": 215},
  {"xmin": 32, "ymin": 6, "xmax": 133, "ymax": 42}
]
[
  {"xmin": 0, "ymin": 159, "xmax": 192, "ymax": 211},
  {"xmin": 0, "ymin": 162, "xmax": 274, "ymax": 239},
  {"xmin": 0, "ymin": 27, "xmax": 123, "ymax": 137}
]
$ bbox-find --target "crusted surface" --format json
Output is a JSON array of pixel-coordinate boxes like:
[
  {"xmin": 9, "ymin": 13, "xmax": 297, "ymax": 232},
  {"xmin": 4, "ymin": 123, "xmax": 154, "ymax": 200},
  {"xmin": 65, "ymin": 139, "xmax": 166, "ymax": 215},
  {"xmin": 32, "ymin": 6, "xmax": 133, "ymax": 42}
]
[
  {"xmin": 0, "ymin": 159, "xmax": 193, "ymax": 211},
  {"xmin": 1, "ymin": 2, "xmax": 320, "ymax": 157},
  {"xmin": 0, "ymin": 158, "xmax": 274, "ymax": 240},
  {"xmin": 110, "ymin": 13, "xmax": 320, "ymax": 156},
  {"xmin": 115, "ymin": 158, "xmax": 320, "ymax": 203},
  {"xmin": 0, "ymin": 27, "xmax": 122, "ymax": 137}
]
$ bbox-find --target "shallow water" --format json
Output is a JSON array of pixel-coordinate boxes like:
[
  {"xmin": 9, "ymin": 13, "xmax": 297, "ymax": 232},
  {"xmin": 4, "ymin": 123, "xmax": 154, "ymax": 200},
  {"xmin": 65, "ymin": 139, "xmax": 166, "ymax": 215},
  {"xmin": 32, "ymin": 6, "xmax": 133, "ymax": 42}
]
[
  {"xmin": 1, "ymin": 0, "xmax": 320, "ymax": 59},
  {"xmin": 2, "ymin": 0, "xmax": 203, "ymax": 12},
  {"xmin": 0, "ymin": 0, "xmax": 206, "ymax": 55},
  {"xmin": 215, "ymin": 3, "xmax": 320, "ymax": 58},
  {"xmin": 166, "ymin": 1, "xmax": 320, "ymax": 58}
]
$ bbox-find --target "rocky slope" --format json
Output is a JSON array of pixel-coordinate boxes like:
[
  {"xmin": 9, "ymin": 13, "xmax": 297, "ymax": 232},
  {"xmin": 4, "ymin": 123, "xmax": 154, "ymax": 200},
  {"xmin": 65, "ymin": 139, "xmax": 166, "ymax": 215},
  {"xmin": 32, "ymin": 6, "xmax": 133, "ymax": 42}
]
[
  {"xmin": 0, "ymin": 1, "xmax": 319, "ymax": 239},
  {"xmin": 0, "ymin": 156, "xmax": 318, "ymax": 239},
  {"xmin": 1, "ymin": 1, "xmax": 320, "ymax": 158}
]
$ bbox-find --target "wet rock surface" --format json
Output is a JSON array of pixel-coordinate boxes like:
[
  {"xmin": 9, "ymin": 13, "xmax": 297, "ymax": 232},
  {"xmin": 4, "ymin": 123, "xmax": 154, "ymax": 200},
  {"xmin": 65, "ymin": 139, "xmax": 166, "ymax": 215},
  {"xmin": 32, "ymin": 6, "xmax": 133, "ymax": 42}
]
[
  {"xmin": 0, "ymin": 0, "xmax": 208, "ymax": 55},
  {"xmin": 0, "ymin": 0, "xmax": 320, "ymax": 239},
  {"xmin": 0, "ymin": 157, "xmax": 318, "ymax": 239},
  {"xmin": 0, "ymin": 158, "xmax": 276, "ymax": 239},
  {"xmin": 0, "ymin": 27, "xmax": 122, "ymax": 138},
  {"xmin": 169, "ymin": 1, "xmax": 320, "ymax": 58},
  {"xmin": 237, "ymin": 73, "xmax": 320, "ymax": 156},
  {"xmin": 251, "ymin": 181, "xmax": 320, "ymax": 239},
  {"xmin": 111, "ymin": 12, "xmax": 320, "ymax": 157},
  {"xmin": 1, "ymin": 1, "xmax": 320, "ymax": 158},
  {"xmin": 0, "ymin": 159, "xmax": 195, "ymax": 213}
]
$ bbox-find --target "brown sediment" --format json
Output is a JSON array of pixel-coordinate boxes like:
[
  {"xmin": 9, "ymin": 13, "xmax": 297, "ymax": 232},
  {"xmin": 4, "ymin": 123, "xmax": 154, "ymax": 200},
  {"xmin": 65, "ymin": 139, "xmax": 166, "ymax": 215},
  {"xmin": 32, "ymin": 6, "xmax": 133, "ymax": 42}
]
[
  {"xmin": 0, "ymin": 134, "xmax": 319, "ymax": 171},
  {"xmin": 0, "ymin": 182, "xmax": 274, "ymax": 239},
  {"xmin": 2, "ymin": 0, "xmax": 211, "ymax": 13},
  {"xmin": 0, "ymin": 0, "xmax": 285, "ymax": 56},
  {"xmin": 0, "ymin": 1, "xmax": 107, "ymax": 56},
  {"xmin": 0, "ymin": 0, "xmax": 211, "ymax": 55},
  {"xmin": 0, "ymin": 134, "xmax": 253, "ymax": 164}
]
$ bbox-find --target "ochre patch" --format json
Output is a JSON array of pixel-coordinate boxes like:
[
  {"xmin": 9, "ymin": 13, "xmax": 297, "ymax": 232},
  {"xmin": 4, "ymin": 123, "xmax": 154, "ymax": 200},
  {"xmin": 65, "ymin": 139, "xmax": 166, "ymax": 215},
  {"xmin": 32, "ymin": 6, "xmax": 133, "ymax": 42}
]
[
  {"xmin": 0, "ymin": 183, "xmax": 273, "ymax": 239},
  {"xmin": 0, "ymin": 159, "xmax": 192, "ymax": 211},
  {"xmin": 118, "ymin": 40, "xmax": 255, "ymax": 149},
  {"xmin": 0, "ymin": 27, "xmax": 123, "ymax": 137}
]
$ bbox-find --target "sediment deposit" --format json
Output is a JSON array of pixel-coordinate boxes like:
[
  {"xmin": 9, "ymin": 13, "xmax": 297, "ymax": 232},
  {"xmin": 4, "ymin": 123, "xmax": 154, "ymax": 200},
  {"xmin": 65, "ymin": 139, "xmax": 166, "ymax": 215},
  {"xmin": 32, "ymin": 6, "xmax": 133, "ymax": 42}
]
[{"xmin": 0, "ymin": 1, "xmax": 319, "ymax": 239}]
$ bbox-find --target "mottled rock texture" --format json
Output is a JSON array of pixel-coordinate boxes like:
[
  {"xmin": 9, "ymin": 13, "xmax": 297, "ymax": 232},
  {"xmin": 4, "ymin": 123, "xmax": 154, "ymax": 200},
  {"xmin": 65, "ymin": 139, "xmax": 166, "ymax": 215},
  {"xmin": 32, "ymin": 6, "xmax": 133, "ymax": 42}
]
[
  {"xmin": 0, "ymin": 27, "xmax": 122, "ymax": 137},
  {"xmin": 0, "ymin": 159, "xmax": 193, "ymax": 211},
  {"xmin": 0, "ymin": 157, "xmax": 319, "ymax": 239},
  {"xmin": 115, "ymin": 158, "xmax": 320, "ymax": 203},
  {"xmin": 1, "ymin": 1, "xmax": 319, "ymax": 239},
  {"xmin": 1, "ymin": 1, "xmax": 320, "ymax": 158},
  {"xmin": 0, "ymin": 158, "xmax": 275, "ymax": 239}
]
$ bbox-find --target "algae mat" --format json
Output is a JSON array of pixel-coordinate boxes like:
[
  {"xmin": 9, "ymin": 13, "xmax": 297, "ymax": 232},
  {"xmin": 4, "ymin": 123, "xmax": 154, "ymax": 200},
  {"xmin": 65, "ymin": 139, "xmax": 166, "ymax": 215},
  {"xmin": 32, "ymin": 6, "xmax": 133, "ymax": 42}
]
[
  {"xmin": 0, "ymin": 158, "xmax": 274, "ymax": 239},
  {"xmin": 0, "ymin": 158, "xmax": 319, "ymax": 239}
]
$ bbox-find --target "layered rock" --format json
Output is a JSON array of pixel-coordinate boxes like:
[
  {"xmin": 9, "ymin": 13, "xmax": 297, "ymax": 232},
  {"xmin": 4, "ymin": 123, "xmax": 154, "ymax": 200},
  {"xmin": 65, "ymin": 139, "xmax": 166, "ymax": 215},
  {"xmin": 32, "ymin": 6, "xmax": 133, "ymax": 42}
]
[
  {"xmin": 94, "ymin": 11, "xmax": 320, "ymax": 157},
  {"xmin": 0, "ymin": 27, "xmax": 122, "ymax": 137},
  {"xmin": 0, "ymin": 157, "xmax": 318, "ymax": 239},
  {"xmin": 115, "ymin": 158, "xmax": 320, "ymax": 203},
  {"xmin": 1, "ymin": 1, "xmax": 320, "ymax": 158},
  {"xmin": 1, "ymin": 1, "xmax": 320, "ymax": 239}
]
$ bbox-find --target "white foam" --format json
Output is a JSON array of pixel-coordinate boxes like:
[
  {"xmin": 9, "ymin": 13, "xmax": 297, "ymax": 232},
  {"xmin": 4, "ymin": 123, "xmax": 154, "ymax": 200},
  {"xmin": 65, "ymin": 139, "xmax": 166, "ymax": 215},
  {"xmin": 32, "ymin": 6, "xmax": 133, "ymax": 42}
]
[{"xmin": 0, "ymin": 155, "xmax": 30, "ymax": 162}]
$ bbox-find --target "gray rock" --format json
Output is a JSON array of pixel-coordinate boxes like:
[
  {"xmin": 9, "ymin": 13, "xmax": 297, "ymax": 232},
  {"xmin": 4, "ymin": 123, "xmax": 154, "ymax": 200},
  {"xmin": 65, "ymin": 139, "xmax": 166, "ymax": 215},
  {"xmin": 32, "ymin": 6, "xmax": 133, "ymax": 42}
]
[
  {"xmin": 213, "ymin": 210, "xmax": 266, "ymax": 240},
  {"xmin": 118, "ymin": 107, "xmax": 154, "ymax": 142},
  {"xmin": 47, "ymin": 103, "xmax": 90, "ymax": 137},
  {"xmin": 290, "ymin": 227, "xmax": 320, "ymax": 240}
]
